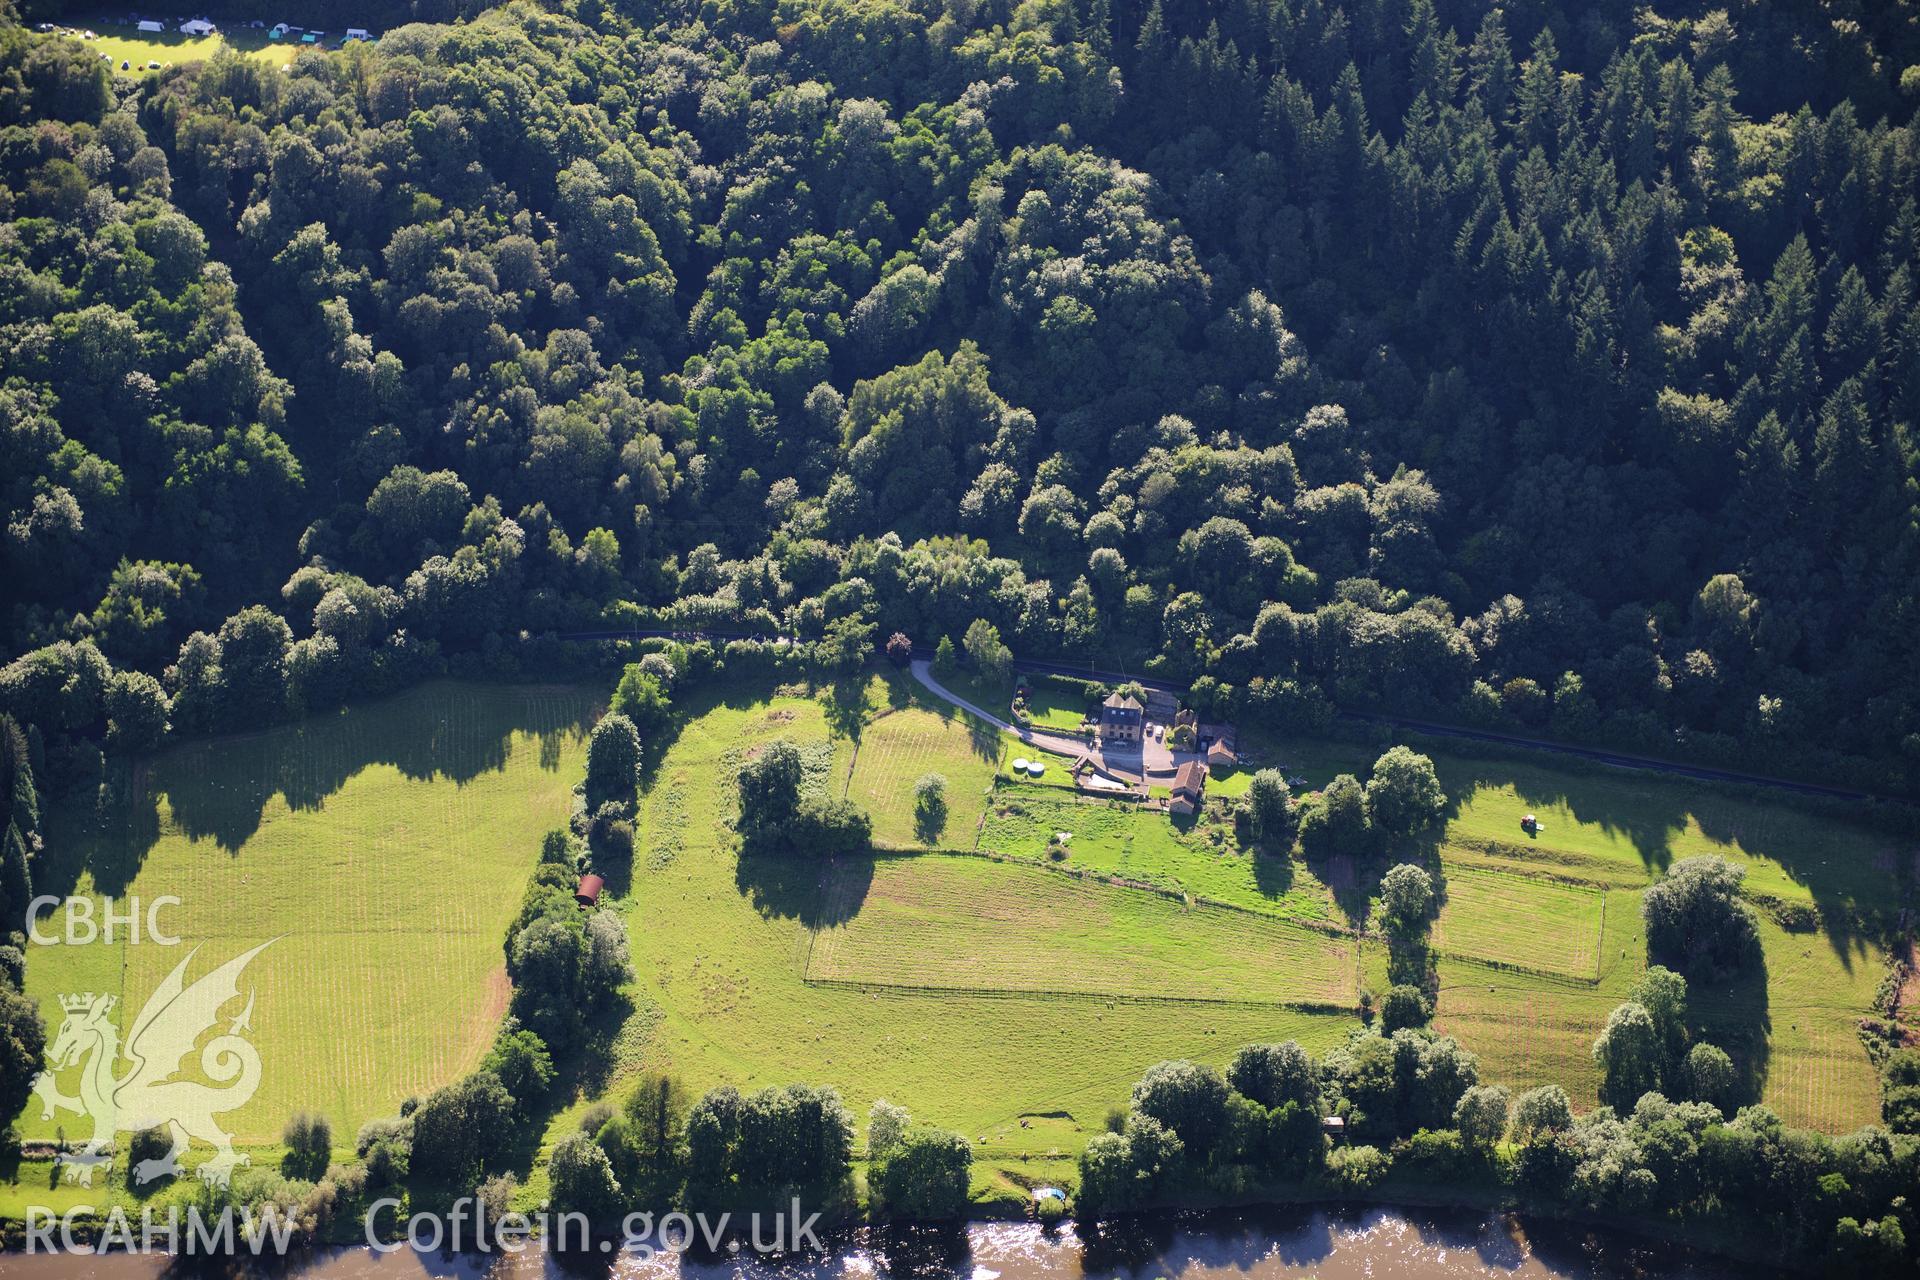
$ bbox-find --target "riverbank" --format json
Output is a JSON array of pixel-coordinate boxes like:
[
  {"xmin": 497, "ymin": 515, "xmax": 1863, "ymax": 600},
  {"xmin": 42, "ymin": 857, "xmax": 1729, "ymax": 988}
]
[{"xmin": 0, "ymin": 1206, "xmax": 1786, "ymax": 1279}]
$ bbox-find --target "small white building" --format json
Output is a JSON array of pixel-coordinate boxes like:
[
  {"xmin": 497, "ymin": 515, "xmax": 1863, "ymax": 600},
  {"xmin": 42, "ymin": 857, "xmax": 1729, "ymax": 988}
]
[
  {"xmin": 136, "ymin": 19, "xmax": 164, "ymax": 33},
  {"xmin": 179, "ymin": 18, "xmax": 214, "ymax": 36},
  {"xmin": 343, "ymin": 27, "xmax": 371, "ymax": 42}
]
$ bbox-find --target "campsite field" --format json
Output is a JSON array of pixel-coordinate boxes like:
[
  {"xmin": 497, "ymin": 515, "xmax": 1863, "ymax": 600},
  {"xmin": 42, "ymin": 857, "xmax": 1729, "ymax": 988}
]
[
  {"xmin": 597, "ymin": 667, "xmax": 1895, "ymax": 1179},
  {"xmin": 19, "ymin": 681, "xmax": 595, "ymax": 1150},
  {"xmin": 63, "ymin": 23, "xmax": 300, "ymax": 74}
]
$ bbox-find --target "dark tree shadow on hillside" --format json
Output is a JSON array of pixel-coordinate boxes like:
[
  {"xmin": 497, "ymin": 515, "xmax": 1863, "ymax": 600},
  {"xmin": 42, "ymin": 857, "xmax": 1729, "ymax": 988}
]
[
  {"xmin": 34, "ymin": 757, "xmax": 162, "ymax": 900},
  {"xmin": 824, "ymin": 676, "xmax": 875, "ymax": 743},
  {"xmin": 920, "ymin": 674, "xmax": 1011, "ymax": 764},
  {"xmin": 1251, "ymin": 848, "xmax": 1295, "ymax": 898},
  {"xmin": 968, "ymin": 715, "xmax": 1004, "ymax": 763},
  {"xmin": 635, "ymin": 704, "xmax": 695, "ymax": 789},
  {"xmin": 1388, "ymin": 937, "xmax": 1439, "ymax": 1003},
  {"xmin": 63, "ymin": 684, "xmax": 596, "ymax": 892},
  {"xmin": 735, "ymin": 853, "xmax": 873, "ymax": 929},
  {"xmin": 1308, "ymin": 853, "xmax": 1371, "ymax": 929},
  {"xmin": 1687, "ymin": 956, "xmax": 1774, "ymax": 1109},
  {"xmin": 913, "ymin": 794, "xmax": 948, "ymax": 846},
  {"xmin": 1425, "ymin": 743, "xmax": 1891, "ymax": 971}
]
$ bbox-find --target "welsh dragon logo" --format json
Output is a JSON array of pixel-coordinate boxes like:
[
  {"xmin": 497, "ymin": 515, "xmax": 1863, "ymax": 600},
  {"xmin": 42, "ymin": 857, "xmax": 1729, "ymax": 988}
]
[{"xmin": 32, "ymin": 941, "xmax": 274, "ymax": 1187}]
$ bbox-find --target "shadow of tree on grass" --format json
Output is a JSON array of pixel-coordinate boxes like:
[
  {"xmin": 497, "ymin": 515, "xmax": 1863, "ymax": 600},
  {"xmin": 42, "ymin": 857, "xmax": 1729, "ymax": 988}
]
[
  {"xmin": 735, "ymin": 853, "xmax": 873, "ymax": 930},
  {"xmin": 41, "ymin": 680, "xmax": 597, "ymax": 898}
]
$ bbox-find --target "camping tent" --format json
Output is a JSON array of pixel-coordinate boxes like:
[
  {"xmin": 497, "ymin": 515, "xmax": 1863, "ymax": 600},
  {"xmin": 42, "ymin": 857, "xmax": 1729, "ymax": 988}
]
[
  {"xmin": 180, "ymin": 19, "xmax": 214, "ymax": 36},
  {"xmin": 137, "ymin": 20, "xmax": 163, "ymax": 33}
]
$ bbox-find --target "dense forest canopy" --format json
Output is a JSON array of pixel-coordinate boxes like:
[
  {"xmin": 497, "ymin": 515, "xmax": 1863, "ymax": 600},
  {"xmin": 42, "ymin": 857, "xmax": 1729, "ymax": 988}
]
[{"xmin": 2, "ymin": 0, "xmax": 1919, "ymax": 793}]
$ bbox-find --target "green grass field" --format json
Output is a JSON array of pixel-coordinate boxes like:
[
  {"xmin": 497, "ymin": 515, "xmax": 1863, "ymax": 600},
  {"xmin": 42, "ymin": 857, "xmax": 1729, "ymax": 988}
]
[
  {"xmin": 978, "ymin": 790, "xmax": 1337, "ymax": 925},
  {"xmin": 65, "ymin": 24, "xmax": 301, "ymax": 75},
  {"xmin": 11, "ymin": 666, "xmax": 1892, "ymax": 1220},
  {"xmin": 937, "ymin": 668, "xmax": 1092, "ymax": 733},
  {"xmin": 1224, "ymin": 715, "xmax": 1897, "ymax": 1129},
  {"xmin": 1431, "ymin": 868, "xmax": 1607, "ymax": 979},
  {"xmin": 805, "ymin": 853, "xmax": 1361, "ymax": 1006},
  {"xmin": 841, "ymin": 679, "xmax": 1005, "ymax": 848},
  {"xmin": 21, "ymin": 681, "xmax": 594, "ymax": 1150},
  {"xmin": 591, "ymin": 681, "xmax": 1360, "ymax": 1180}
]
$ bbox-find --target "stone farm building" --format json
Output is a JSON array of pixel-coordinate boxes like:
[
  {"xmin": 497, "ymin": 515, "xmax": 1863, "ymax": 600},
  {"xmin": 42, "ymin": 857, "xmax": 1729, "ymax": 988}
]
[{"xmin": 1169, "ymin": 760, "xmax": 1208, "ymax": 816}]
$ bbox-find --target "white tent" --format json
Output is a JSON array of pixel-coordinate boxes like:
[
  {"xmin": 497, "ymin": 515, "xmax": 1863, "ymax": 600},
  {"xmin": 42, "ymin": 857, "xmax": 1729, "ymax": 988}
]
[
  {"xmin": 137, "ymin": 20, "xmax": 164, "ymax": 33},
  {"xmin": 179, "ymin": 19, "xmax": 214, "ymax": 36}
]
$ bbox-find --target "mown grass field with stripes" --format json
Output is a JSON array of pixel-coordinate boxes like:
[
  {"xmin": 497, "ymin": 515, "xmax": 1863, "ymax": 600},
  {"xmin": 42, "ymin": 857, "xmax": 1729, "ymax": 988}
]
[
  {"xmin": 1431, "ymin": 867, "xmax": 1607, "ymax": 979},
  {"xmin": 841, "ymin": 681, "xmax": 1005, "ymax": 848},
  {"xmin": 21, "ymin": 681, "xmax": 594, "ymax": 1147},
  {"xmin": 805, "ymin": 853, "xmax": 1361, "ymax": 1006}
]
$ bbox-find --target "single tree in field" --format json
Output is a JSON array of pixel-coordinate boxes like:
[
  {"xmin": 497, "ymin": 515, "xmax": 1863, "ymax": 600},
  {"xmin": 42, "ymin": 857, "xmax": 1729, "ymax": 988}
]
[
  {"xmin": 282, "ymin": 1111, "xmax": 333, "ymax": 1180},
  {"xmin": 884, "ymin": 632, "xmax": 913, "ymax": 666},
  {"xmin": 1246, "ymin": 769, "xmax": 1296, "ymax": 849},
  {"xmin": 1642, "ymin": 855, "xmax": 1759, "ymax": 977},
  {"xmin": 1378, "ymin": 863, "xmax": 1435, "ymax": 935},
  {"xmin": 1363, "ymin": 746, "xmax": 1446, "ymax": 842},
  {"xmin": 129, "ymin": 1126, "xmax": 172, "ymax": 1179},
  {"xmin": 869, "ymin": 1098, "xmax": 910, "ymax": 1159},
  {"xmin": 1298, "ymin": 774, "xmax": 1372, "ymax": 859},
  {"xmin": 737, "ymin": 738, "xmax": 805, "ymax": 845}
]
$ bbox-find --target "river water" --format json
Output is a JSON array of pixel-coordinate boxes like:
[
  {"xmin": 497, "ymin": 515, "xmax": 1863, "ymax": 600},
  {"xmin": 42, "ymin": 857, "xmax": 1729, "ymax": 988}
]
[{"xmin": 0, "ymin": 1208, "xmax": 1758, "ymax": 1280}]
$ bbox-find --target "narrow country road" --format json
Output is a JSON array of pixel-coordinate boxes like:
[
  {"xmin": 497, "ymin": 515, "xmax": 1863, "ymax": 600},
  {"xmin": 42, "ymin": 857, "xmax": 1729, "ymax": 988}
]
[
  {"xmin": 907, "ymin": 659, "xmax": 1089, "ymax": 762},
  {"xmin": 557, "ymin": 626, "xmax": 1898, "ymax": 803}
]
